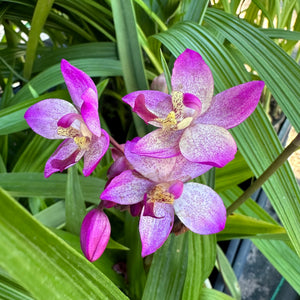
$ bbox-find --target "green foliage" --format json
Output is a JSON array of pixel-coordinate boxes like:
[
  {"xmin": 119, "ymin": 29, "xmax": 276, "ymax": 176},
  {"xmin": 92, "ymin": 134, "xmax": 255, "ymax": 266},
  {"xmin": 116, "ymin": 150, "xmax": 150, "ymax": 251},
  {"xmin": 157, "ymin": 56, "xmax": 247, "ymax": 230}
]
[{"xmin": 0, "ymin": 0, "xmax": 299, "ymax": 298}]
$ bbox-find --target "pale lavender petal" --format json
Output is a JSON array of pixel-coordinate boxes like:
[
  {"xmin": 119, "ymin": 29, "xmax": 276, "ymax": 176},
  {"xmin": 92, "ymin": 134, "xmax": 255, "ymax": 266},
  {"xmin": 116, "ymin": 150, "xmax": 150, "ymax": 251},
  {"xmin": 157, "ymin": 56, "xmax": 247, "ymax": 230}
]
[
  {"xmin": 24, "ymin": 99, "xmax": 78, "ymax": 139},
  {"xmin": 133, "ymin": 94, "xmax": 158, "ymax": 123},
  {"xmin": 168, "ymin": 181, "xmax": 183, "ymax": 199},
  {"xmin": 125, "ymin": 139, "xmax": 211, "ymax": 182},
  {"xmin": 83, "ymin": 129, "xmax": 110, "ymax": 176},
  {"xmin": 107, "ymin": 156, "xmax": 131, "ymax": 182},
  {"xmin": 123, "ymin": 90, "xmax": 172, "ymax": 119},
  {"xmin": 133, "ymin": 129, "xmax": 182, "ymax": 158},
  {"xmin": 171, "ymin": 49, "xmax": 214, "ymax": 113},
  {"xmin": 196, "ymin": 81, "xmax": 265, "ymax": 129},
  {"xmin": 81, "ymin": 88, "xmax": 101, "ymax": 137},
  {"xmin": 100, "ymin": 170, "xmax": 154, "ymax": 205},
  {"xmin": 173, "ymin": 182, "xmax": 226, "ymax": 234},
  {"xmin": 80, "ymin": 208, "xmax": 111, "ymax": 262},
  {"xmin": 179, "ymin": 124, "xmax": 237, "ymax": 167},
  {"xmin": 139, "ymin": 202, "xmax": 174, "ymax": 257},
  {"xmin": 150, "ymin": 73, "xmax": 168, "ymax": 93},
  {"xmin": 61, "ymin": 59, "xmax": 97, "ymax": 110},
  {"xmin": 44, "ymin": 139, "xmax": 84, "ymax": 178}
]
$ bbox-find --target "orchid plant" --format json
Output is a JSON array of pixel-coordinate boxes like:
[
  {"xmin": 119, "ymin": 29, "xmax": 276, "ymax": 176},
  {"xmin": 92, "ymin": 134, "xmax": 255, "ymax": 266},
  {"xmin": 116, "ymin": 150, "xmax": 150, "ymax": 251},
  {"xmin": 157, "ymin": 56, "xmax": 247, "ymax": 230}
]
[{"xmin": 24, "ymin": 49, "xmax": 264, "ymax": 261}]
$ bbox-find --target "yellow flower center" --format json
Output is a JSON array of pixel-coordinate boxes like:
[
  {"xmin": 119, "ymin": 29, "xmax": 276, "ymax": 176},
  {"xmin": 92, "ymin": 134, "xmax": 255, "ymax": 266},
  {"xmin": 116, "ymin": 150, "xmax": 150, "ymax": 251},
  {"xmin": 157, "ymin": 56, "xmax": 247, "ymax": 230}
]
[{"xmin": 147, "ymin": 184, "xmax": 174, "ymax": 204}]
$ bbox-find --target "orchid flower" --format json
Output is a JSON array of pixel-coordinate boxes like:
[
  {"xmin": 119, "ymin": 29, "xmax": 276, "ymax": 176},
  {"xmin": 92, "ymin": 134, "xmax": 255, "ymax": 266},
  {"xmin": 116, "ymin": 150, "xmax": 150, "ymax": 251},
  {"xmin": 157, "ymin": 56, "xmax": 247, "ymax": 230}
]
[
  {"xmin": 123, "ymin": 49, "xmax": 265, "ymax": 168},
  {"xmin": 24, "ymin": 60, "xmax": 109, "ymax": 177},
  {"xmin": 101, "ymin": 138, "xmax": 226, "ymax": 256}
]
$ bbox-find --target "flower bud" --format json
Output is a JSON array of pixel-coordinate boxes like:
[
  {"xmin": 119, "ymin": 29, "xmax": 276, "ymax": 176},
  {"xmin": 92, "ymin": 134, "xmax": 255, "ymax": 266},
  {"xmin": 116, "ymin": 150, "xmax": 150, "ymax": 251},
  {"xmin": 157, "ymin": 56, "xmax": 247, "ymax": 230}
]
[{"xmin": 80, "ymin": 208, "xmax": 111, "ymax": 262}]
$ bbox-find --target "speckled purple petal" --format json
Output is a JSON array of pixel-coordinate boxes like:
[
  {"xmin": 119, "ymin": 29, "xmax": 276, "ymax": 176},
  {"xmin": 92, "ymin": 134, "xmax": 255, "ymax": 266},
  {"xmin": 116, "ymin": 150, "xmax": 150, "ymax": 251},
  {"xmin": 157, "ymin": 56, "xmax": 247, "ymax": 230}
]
[
  {"xmin": 44, "ymin": 139, "xmax": 84, "ymax": 178},
  {"xmin": 196, "ymin": 81, "xmax": 265, "ymax": 129},
  {"xmin": 61, "ymin": 59, "xmax": 98, "ymax": 110},
  {"xmin": 125, "ymin": 138, "xmax": 212, "ymax": 182},
  {"xmin": 24, "ymin": 99, "xmax": 78, "ymax": 139},
  {"xmin": 171, "ymin": 49, "xmax": 214, "ymax": 113},
  {"xmin": 133, "ymin": 129, "xmax": 182, "ymax": 158},
  {"xmin": 168, "ymin": 181, "xmax": 184, "ymax": 199},
  {"xmin": 179, "ymin": 124, "xmax": 237, "ymax": 167},
  {"xmin": 123, "ymin": 90, "xmax": 172, "ymax": 120},
  {"xmin": 139, "ymin": 202, "xmax": 174, "ymax": 257},
  {"xmin": 183, "ymin": 93, "xmax": 202, "ymax": 113},
  {"xmin": 100, "ymin": 170, "xmax": 154, "ymax": 205},
  {"xmin": 83, "ymin": 129, "xmax": 110, "ymax": 176},
  {"xmin": 57, "ymin": 113, "xmax": 83, "ymax": 128},
  {"xmin": 81, "ymin": 88, "xmax": 101, "ymax": 137},
  {"xmin": 173, "ymin": 182, "xmax": 226, "ymax": 234},
  {"xmin": 80, "ymin": 208, "xmax": 111, "ymax": 262}
]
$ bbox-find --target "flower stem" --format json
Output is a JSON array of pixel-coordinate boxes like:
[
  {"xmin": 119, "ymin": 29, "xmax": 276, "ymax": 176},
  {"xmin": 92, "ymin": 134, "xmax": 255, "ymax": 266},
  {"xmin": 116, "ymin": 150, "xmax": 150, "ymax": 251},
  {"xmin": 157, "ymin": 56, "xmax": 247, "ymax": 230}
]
[
  {"xmin": 109, "ymin": 135, "xmax": 124, "ymax": 154},
  {"xmin": 226, "ymin": 132, "xmax": 300, "ymax": 216}
]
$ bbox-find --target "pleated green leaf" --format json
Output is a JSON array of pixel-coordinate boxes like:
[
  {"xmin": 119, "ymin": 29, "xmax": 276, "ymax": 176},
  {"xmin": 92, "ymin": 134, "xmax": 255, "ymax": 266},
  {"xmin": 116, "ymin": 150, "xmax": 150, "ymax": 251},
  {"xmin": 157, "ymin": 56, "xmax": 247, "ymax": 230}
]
[
  {"xmin": 182, "ymin": 233, "xmax": 216, "ymax": 299},
  {"xmin": 216, "ymin": 245, "xmax": 241, "ymax": 300},
  {"xmin": 111, "ymin": 0, "xmax": 149, "ymax": 136},
  {"xmin": 0, "ymin": 173, "xmax": 104, "ymax": 202},
  {"xmin": 154, "ymin": 21, "xmax": 300, "ymax": 255},
  {"xmin": 142, "ymin": 233, "xmax": 188, "ymax": 300},
  {"xmin": 0, "ymin": 188, "xmax": 128, "ymax": 300},
  {"xmin": 221, "ymin": 187, "xmax": 300, "ymax": 294},
  {"xmin": 198, "ymin": 288, "xmax": 235, "ymax": 300}
]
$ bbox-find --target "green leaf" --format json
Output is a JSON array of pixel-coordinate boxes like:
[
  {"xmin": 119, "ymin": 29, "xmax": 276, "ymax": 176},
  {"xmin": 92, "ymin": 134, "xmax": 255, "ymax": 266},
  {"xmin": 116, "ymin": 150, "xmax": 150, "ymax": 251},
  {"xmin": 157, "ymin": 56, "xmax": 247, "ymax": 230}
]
[
  {"xmin": 111, "ymin": 0, "xmax": 149, "ymax": 136},
  {"xmin": 216, "ymin": 245, "xmax": 241, "ymax": 300},
  {"xmin": 65, "ymin": 167, "xmax": 86, "ymax": 235},
  {"xmin": 0, "ymin": 187, "xmax": 128, "ymax": 299},
  {"xmin": 182, "ymin": 233, "xmax": 216, "ymax": 299},
  {"xmin": 218, "ymin": 214, "xmax": 288, "ymax": 241},
  {"xmin": 0, "ymin": 172, "xmax": 105, "ymax": 202},
  {"xmin": 142, "ymin": 233, "xmax": 188, "ymax": 300},
  {"xmin": 23, "ymin": 0, "xmax": 55, "ymax": 79},
  {"xmin": 181, "ymin": 0, "xmax": 209, "ymax": 24},
  {"xmin": 198, "ymin": 288, "xmax": 235, "ymax": 300}
]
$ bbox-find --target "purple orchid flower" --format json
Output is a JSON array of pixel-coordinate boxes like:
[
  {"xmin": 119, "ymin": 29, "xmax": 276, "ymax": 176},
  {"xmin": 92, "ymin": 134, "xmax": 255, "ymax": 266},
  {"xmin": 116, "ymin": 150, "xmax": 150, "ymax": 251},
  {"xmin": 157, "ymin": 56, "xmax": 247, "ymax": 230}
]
[
  {"xmin": 101, "ymin": 138, "xmax": 226, "ymax": 256},
  {"xmin": 123, "ymin": 49, "xmax": 265, "ymax": 168},
  {"xmin": 80, "ymin": 208, "xmax": 111, "ymax": 262},
  {"xmin": 24, "ymin": 60, "xmax": 109, "ymax": 177}
]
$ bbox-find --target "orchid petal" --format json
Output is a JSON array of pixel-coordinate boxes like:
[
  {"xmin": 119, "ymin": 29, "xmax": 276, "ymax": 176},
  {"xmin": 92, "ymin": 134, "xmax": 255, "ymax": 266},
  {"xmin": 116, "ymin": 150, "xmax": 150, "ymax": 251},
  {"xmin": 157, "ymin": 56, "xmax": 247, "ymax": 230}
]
[
  {"xmin": 196, "ymin": 81, "xmax": 265, "ymax": 129},
  {"xmin": 173, "ymin": 182, "xmax": 226, "ymax": 234},
  {"xmin": 133, "ymin": 129, "xmax": 182, "ymax": 158},
  {"xmin": 24, "ymin": 99, "xmax": 78, "ymax": 139},
  {"xmin": 61, "ymin": 59, "xmax": 98, "ymax": 110},
  {"xmin": 171, "ymin": 49, "xmax": 214, "ymax": 113},
  {"xmin": 168, "ymin": 181, "xmax": 184, "ymax": 199},
  {"xmin": 150, "ymin": 73, "xmax": 168, "ymax": 93},
  {"xmin": 123, "ymin": 90, "xmax": 172, "ymax": 120},
  {"xmin": 80, "ymin": 209, "xmax": 111, "ymax": 262},
  {"xmin": 101, "ymin": 170, "xmax": 154, "ymax": 205},
  {"xmin": 183, "ymin": 93, "xmax": 202, "ymax": 114},
  {"xmin": 125, "ymin": 139, "xmax": 212, "ymax": 182},
  {"xmin": 180, "ymin": 124, "xmax": 237, "ymax": 167},
  {"xmin": 44, "ymin": 139, "xmax": 84, "ymax": 178},
  {"xmin": 57, "ymin": 113, "xmax": 82, "ymax": 128},
  {"xmin": 83, "ymin": 129, "xmax": 109, "ymax": 176},
  {"xmin": 139, "ymin": 203, "xmax": 174, "ymax": 257},
  {"xmin": 81, "ymin": 88, "xmax": 101, "ymax": 137},
  {"xmin": 133, "ymin": 94, "xmax": 158, "ymax": 123}
]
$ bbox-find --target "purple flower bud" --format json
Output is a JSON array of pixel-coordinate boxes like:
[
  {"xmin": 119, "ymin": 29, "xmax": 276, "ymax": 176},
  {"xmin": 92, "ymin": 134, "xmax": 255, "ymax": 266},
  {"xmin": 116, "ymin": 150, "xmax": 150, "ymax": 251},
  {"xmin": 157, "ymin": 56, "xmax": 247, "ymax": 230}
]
[{"xmin": 80, "ymin": 208, "xmax": 111, "ymax": 262}]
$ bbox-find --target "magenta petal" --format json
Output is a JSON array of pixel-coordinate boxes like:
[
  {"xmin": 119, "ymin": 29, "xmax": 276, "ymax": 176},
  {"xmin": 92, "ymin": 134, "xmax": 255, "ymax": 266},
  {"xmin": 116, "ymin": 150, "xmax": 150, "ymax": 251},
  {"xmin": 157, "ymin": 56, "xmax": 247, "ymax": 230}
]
[
  {"xmin": 168, "ymin": 181, "xmax": 184, "ymax": 199},
  {"xmin": 81, "ymin": 88, "xmax": 101, "ymax": 137},
  {"xmin": 80, "ymin": 208, "xmax": 111, "ymax": 262},
  {"xmin": 24, "ymin": 99, "xmax": 78, "ymax": 139},
  {"xmin": 101, "ymin": 170, "xmax": 154, "ymax": 205},
  {"xmin": 171, "ymin": 49, "xmax": 214, "ymax": 113},
  {"xmin": 61, "ymin": 59, "xmax": 98, "ymax": 110},
  {"xmin": 44, "ymin": 139, "xmax": 84, "ymax": 178},
  {"xmin": 123, "ymin": 90, "xmax": 172, "ymax": 119},
  {"xmin": 83, "ymin": 129, "xmax": 109, "ymax": 176},
  {"xmin": 183, "ymin": 93, "xmax": 202, "ymax": 113},
  {"xmin": 179, "ymin": 124, "xmax": 237, "ymax": 167},
  {"xmin": 173, "ymin": 182, "xmax": 226, "ymax": 234},
  {"xmin": 196, "ymin": 81, "xmax": 265, "ymax": 129},
  {"xmin": 139, "ymin": 203, "xmax": 174, "ymax": 257},
  {"xmin": 57, "ymin": 113, "xmax": 82, "ymax": 128},
  {"xmin": 133, "ymin": 129, "xmax": 182, "ymax": 158},
  {"xmin": 133, "ymin": 94, "xmax": 158, "ymax": 123}
]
